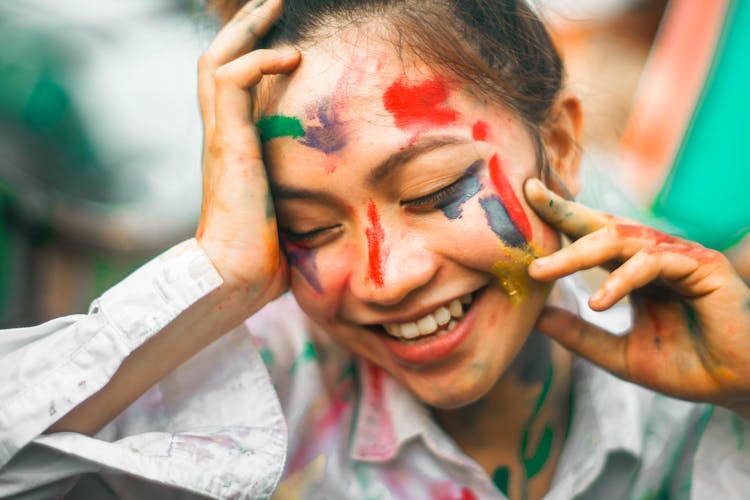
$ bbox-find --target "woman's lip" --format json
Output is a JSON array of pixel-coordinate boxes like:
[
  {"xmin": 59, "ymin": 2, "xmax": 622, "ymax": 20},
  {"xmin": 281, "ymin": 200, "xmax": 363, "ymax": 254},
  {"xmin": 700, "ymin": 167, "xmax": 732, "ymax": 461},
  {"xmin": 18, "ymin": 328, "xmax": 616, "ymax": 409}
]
[{"xmin": 378, "ymin": 286, "xmax": 487, "ymax": 367}]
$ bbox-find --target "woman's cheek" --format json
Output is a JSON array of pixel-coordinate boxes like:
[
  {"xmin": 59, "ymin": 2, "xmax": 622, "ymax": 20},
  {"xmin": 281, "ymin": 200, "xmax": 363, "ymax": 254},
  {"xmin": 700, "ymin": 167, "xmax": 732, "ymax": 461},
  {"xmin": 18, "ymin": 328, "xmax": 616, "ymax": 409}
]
[{"xmin": 290, "ymin": 245, "xmax": 356, "ymax": 322}]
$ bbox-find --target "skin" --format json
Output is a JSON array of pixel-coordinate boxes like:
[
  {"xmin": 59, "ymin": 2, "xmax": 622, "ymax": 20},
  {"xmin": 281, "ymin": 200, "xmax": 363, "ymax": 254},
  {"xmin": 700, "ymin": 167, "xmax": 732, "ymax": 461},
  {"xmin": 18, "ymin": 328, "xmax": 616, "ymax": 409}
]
[{"xmin": 47, "ymin": 1, "xmax": 750, "ymax": 499}]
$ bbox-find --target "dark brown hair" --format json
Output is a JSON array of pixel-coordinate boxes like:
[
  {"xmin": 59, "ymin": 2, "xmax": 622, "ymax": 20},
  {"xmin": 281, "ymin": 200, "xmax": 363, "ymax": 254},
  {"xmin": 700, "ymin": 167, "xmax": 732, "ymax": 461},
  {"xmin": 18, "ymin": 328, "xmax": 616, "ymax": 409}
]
[{"xmin": 210, "ymin": 0, "xmax": 563, "ymax": 159}]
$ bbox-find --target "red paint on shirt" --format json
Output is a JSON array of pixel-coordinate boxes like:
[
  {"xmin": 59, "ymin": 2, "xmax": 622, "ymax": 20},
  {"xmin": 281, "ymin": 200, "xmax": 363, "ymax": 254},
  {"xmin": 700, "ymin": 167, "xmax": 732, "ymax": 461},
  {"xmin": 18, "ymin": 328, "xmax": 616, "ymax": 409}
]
[
  {"xmin": 488, "ymin": 154, "xmax": 532, "ymax": 241},
  {"xmin": 383, "ymin": 77, "xmax": 459, "ymax": 131},
  {"xmin": 365, "ymin": 201, "xmax": 386, "ymax": 287},
  {"xmin": 472, "ymin": 120, "xmax": 489, "ymax": 141}
]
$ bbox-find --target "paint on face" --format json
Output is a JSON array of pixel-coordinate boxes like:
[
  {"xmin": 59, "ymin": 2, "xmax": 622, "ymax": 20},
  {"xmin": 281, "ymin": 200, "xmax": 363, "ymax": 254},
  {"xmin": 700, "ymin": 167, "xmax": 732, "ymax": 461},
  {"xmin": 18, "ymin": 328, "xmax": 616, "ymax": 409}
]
[
  {"xmin": 488, "ymin": 154, "xmax": 532, "ymax": 241},
  {"xmin": 286, "ymin": 243, "xmax": 324, "ymax": 294},
  {"xmin": 489, "ymin": 246, "xmax": 534, "ymax": 306},
  {"xmin": 492, "ymin": 467, "xmax": 510, "ymax": 496},
  {"xmin": 472, "ymin": 120, "xmax": 489, "ymax": 142},
  {"xmin": 437, "ymin": 160, "xmax": 483, "ymax": 220},
  {"xmin": 365, "ymin": 200, "xmax": 387, "ymax": 287},
  {"xmin": 520, "ymin": 361, "xmax": 555, "ymax": 480},
  {"xmin": 257, "ymin": 115, "xmax": 305, "ymax": 143},
  {"xmin": 382, "ymin": 77, "xmax": 459, "ymax": 132},
  {"xmin": 479, "ymin": 195, "xmax": 527, "ymax": 248},
  {"xmin": 299, "ymin": 96, "xmax": 347, "ymax": 154}
]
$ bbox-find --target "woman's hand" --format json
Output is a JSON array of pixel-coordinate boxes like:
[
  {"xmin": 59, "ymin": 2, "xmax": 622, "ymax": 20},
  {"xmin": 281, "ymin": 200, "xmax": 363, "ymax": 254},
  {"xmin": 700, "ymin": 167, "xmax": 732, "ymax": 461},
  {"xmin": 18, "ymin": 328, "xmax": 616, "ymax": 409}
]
[
  {"xmin": 196, "ymin": 0, "xmax": 299, "ymax": 314},
  {"xmin": 524, "ymin": 178, "xmax": 750, "ymax": 418}
]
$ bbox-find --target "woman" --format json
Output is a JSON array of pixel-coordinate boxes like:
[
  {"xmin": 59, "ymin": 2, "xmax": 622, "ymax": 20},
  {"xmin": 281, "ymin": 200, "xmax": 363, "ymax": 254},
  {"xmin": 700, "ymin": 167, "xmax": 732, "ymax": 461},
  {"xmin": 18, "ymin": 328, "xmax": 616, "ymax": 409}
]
[{"xmin": 1, "ymin": 0, "xmax": 749, "ymax": 498}]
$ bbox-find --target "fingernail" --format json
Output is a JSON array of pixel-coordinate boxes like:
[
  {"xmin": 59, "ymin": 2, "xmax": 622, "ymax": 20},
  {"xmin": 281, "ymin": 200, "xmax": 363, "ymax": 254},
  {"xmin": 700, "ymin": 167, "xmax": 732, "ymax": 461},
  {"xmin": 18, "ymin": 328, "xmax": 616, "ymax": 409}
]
[{"xmin": 590, "ymin": 289, "xmax": 605, "ymax": 304}]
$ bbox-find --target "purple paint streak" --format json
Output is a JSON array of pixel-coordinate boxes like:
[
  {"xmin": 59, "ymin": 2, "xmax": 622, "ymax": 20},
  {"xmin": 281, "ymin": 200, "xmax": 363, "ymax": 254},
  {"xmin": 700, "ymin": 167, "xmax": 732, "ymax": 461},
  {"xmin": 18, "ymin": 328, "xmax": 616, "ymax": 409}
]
[
  {"xmin": 299, "ymin": 97, "xmax": 347, "ymax": 154},
  {"xmin": 287, "ymin": 245, "xmax": 324, "ymax": 294}
]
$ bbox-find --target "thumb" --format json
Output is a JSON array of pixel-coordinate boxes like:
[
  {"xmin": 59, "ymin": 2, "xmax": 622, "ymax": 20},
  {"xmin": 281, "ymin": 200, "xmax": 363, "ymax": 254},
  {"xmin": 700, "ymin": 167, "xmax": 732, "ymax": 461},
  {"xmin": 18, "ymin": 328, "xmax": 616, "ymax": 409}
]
[{"xmin": 536, "ymin": 306, "xmax": 628, "ymax": 379}]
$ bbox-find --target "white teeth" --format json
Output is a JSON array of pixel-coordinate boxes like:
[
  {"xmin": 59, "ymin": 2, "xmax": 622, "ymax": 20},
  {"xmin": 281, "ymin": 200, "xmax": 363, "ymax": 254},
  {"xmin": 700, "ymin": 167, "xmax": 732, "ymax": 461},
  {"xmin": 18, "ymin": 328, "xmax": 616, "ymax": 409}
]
[
  {"xmin": 400, "ymin": 322, "xmax": 420, "ymax": 339},
  {"xmin": 434, "ymin": 306, "xmax": 451, "ymax": 326},
  {"xmin": 417, "ymin": 315, "xmax": 439, "ymax": 335},
  {"xmin": 383, "ymin": 293, "xmax": 474, "ymax": 340},
  {"xmin": 448, "ymin": 299, "xmax": 463, "ymax": 318}
]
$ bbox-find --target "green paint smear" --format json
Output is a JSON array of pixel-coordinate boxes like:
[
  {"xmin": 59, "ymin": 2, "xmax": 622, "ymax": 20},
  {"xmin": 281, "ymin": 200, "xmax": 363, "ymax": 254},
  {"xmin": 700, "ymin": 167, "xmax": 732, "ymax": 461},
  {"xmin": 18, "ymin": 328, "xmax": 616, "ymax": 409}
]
[
  {"xmin": 492, "ymin": 466, "xmax": 510, "ymax": 496},
  {"xmin": 256, "ymin": 115, "xmax": 305, "ymax": 143},
  {"xmin": 732, "ymin": 413, "xmax": 745, "ymax": 450},
  {"xmin": 259, "ymin": 347, "xmax": 275, "ymax": 370},
  {"xmin": 520, "ymin": 362, "xmax": 554, "ymax": 480},
  {"xmin": 290, "ymin": 341, "xmax": 317, "ymax": 374}
]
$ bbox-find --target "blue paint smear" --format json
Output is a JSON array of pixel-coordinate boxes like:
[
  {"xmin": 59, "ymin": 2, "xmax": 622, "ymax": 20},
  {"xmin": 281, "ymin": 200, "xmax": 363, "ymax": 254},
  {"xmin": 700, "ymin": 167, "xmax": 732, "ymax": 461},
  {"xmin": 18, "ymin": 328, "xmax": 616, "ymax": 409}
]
[
  {"xmin": 287, "ymin": 246, "xmax": 324, "ymax": 294},
  {"xmin": 479, "ymin": 194, "xmax": 526, "ymax": 248},
  {"xmin": 299, "ymin": 97, "xmax": 347, "ymax": 154},
  {"xmin": 438, "ymin": 160, "xmax": 483, "ymax": 219}
]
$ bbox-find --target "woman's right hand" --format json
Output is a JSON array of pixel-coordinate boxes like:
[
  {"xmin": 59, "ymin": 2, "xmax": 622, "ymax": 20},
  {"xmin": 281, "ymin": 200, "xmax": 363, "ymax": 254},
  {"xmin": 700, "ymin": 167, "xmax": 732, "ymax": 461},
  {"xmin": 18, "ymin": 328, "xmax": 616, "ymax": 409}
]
[{"xmin": 196, "ymin": 0, "xmax": 299, "ymax": 315}]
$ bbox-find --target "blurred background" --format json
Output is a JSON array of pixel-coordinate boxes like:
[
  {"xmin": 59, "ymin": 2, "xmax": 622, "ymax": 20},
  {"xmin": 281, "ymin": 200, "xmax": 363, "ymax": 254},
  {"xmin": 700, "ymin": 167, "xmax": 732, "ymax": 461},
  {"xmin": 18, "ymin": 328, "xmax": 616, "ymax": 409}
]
[{"xmin": 0, "ymin": 0, "xmax": 748, "ymax": 328}]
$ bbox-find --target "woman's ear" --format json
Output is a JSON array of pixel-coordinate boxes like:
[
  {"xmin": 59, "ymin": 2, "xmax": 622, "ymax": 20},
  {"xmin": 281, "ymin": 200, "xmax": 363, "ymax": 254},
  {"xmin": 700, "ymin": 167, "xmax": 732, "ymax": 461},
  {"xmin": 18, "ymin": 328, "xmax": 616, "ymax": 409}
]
[{"xmin": 542, "ymin": 92, "xmax": 583, "ymax": 199}]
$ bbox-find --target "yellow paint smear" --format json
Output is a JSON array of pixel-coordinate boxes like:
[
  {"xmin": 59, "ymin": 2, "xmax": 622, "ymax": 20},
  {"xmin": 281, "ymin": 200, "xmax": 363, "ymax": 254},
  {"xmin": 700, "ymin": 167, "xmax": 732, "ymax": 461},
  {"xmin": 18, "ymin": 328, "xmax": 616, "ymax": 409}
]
[{"xmin": 489, "ymin": 245, "xmax": 537, "ymax": 307}]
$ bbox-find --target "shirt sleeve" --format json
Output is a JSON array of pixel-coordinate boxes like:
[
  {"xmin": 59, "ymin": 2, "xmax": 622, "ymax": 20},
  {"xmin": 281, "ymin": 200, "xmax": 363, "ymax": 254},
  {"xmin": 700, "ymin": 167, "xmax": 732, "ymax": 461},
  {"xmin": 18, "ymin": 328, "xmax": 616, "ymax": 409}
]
[
  {"xmin": 691, "ymin": 406, "xmax": 750, "ymax": 499},
  {"xmin": 0, "ymin": 239, "xmax": 289, "ymax": 499}
]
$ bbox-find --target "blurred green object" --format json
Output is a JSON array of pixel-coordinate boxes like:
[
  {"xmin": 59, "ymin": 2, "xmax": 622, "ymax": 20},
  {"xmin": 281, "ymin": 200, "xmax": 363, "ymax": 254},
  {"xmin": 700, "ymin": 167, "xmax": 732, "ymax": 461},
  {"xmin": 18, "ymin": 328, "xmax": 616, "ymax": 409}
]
[
  {"xmin": 652, "ymin": 0, "xmax": 750, "ymax": 250},
  {"xmin": 0, "ymin": 195, "xmax": 8, "ymax": 322}
]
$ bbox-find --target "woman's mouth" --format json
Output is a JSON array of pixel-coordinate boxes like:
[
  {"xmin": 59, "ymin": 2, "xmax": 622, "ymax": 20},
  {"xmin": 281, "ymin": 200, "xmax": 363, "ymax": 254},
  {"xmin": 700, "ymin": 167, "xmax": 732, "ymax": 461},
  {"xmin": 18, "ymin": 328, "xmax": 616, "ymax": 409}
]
[
  {"xmin": 375, "ymin": 287, "xmax": 486, "ymax": 366},
  {"xmin": 382, "ymin": 294, "xmax": 473, "ymax": 341}
]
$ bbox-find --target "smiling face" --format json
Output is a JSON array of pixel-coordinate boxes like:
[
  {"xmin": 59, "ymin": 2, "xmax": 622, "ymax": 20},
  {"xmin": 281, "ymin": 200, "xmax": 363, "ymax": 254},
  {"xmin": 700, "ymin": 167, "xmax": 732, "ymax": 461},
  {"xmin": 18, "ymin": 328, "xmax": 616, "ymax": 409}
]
[{"xmin": 260, "ymin": 34, "xmax": 576, "ymax": 408}]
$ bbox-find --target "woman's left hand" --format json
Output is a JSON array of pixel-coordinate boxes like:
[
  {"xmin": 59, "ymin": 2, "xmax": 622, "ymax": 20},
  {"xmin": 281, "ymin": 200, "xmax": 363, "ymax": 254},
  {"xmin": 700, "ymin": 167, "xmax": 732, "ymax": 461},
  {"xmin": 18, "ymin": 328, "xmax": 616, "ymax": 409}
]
[{"xmin": 524, "ymin": 178, "xmax": 750, "ymax": 418}]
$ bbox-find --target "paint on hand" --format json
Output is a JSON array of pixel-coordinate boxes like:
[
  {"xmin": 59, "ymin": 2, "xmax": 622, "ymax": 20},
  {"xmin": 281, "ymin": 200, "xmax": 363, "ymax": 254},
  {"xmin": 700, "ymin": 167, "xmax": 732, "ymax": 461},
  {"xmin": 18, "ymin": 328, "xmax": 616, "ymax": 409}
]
[
  {"xmin": 488, "ymin": 154, "xmax": 532, "ymax": 241},
  {"xmin": 472, "ymin": 120, "xmax": 489, "ymax": 142},
  {"xmin": 299, "ymin": 96, "xmax": 348, "ymax": 155},
  {"xmin": 286, "ymin": 243, "xmax": 324, "ymax": 294},
  {"xmin": 480, "ymin": 195, "xmax": 527, "ymax": 248},
  {"xmin": 438, "ymin": 160, "xmax": 483, "ymax": 219},
  {"xmin": 365, "ymin": 200, "xmax": 387, "ymax": 287},
  {"xmin": 257, "ymin": 115, "xmax": 305, "ymax": 143},
  {"xmin": 383, "ymin": 77, "xmax": 459, "ymax": 131}
]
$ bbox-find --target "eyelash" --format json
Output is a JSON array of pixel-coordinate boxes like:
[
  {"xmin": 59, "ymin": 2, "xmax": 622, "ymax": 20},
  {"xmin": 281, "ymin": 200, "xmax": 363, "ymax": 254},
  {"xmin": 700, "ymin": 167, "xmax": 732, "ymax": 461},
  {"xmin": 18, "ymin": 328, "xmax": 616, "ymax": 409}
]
[
  {"xmin": 283, "ymin": 225, "xmax": 342, "ymax": 248},
  {"xmin": 401, "ymin": 177, "xmax": 465, "ymax": 211}
]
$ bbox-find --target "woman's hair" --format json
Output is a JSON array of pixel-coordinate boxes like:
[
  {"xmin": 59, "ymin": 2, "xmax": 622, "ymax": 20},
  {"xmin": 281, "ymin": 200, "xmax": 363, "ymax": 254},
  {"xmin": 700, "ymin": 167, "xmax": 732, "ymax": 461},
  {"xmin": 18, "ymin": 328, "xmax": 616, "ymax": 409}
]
[{"xmin": 210, "ymin": 0, "xmax": 563, "ymax": 162}]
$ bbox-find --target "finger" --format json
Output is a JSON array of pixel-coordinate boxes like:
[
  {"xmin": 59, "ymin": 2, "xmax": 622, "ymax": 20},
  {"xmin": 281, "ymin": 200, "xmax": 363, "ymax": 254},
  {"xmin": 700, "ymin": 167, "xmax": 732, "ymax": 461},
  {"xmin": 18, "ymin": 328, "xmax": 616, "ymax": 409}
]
[
  {"xmin": 591, "ymin": 245, "xmax": 725, "ymax": 309},
  {"xmin": 524, "ymin": 178, "xmax": 611, "ymax": 239},
  {"xmin": 213, "ymin": 47, "xmax": 300, "ymax": 134},
  {"xmin": 535, "ymin": 305, "xmax": 627, "ymax": 378},
  {"xmin": 199, "ymin": 0, "xmax": 284, "ymax": 124},
  {"xmin": 529, "ymin": 225, "xmax": 626, "ymax": 281}
]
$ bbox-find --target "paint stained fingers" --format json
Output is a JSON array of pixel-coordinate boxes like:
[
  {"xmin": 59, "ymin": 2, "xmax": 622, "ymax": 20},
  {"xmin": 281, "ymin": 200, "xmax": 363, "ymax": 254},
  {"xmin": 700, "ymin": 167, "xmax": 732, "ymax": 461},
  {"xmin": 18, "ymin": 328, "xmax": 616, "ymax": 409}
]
[
  {"xmin": 587, "ymin": 247, "xmax": 705, "ymax": 310},
  {"xmin": 528, "ymin": 226, "xmax": 630, "ymax": 281},
  {"xmin": 535, "ymin": 306, "xmax": 628, "ymax": 379},
  {"xmin": 524, "ymin": 178, "xmax": 610, "ymax": 240},
  {"xmin": 198, "ymin": 0, "xmax": 283, "ymax": 124},
  {"xmin": 212, "ymin": 48, "xmax": 300, "ymax": 134}
]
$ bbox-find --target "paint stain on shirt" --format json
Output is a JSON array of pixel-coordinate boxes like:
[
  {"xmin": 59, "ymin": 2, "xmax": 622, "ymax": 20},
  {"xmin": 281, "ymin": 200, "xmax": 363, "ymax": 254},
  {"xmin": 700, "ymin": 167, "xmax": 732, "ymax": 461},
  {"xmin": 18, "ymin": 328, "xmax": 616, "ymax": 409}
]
[
  {"xmin": 383, "ymin": 77, "xmax": 459, "ymax": 131},
  {"xmin": 365, "ymin": 201, "xmax": 387, "ymax": 287}
]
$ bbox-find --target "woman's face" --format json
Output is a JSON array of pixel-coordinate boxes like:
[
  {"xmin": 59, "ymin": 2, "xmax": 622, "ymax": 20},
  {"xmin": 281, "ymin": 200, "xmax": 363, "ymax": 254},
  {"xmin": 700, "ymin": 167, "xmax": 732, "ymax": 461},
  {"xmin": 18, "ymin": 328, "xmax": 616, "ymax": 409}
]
[{"xmin": 261, "ymin": 36, "xmax": 565, "ymax": 408}]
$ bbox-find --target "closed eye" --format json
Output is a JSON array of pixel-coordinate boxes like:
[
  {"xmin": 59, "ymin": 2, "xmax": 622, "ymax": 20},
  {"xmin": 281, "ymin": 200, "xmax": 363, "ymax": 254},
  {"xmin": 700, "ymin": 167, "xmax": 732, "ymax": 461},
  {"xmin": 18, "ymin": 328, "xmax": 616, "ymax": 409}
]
[
  {"xmin": 282, "ymin": 225, "xmax": 342, "ymax": 249},
  {"xmin": 401, "ymin": 159, "xmax": 483, "ymax": 212}
]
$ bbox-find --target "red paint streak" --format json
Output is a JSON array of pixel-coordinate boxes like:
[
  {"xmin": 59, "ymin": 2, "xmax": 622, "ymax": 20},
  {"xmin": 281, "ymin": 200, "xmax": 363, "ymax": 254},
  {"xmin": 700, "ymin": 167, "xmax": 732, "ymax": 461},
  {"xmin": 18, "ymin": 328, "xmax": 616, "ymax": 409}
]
[
  {"xmin": 488, "ymin": 154, "xmax": 532, "ymax": 240},
  {"xmin": 615, "ymin": 224, "xmax": 680, "ymax": 245},
  {"xmin": 383, "ymin": 77, "xmax": 459, "ymax": 131},
  {"xmin": 429, "ymin": 482, "xmax": 478, "ymax": 500},
  {"xmin": 472, "ymin": 120, "xmax": 489, "ymax": 141},
  {"xmin": 365, "ymin": 201, "xmax": 386, "ymax": 287}
]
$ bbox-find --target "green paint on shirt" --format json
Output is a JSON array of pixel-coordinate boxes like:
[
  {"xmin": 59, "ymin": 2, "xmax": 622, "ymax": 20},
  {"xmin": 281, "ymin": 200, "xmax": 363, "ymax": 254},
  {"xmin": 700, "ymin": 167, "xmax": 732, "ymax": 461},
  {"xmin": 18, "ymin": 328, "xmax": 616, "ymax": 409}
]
[
  {"xmin": 256, "ymin": 115, "xmax": 305, "ymax": 143},
  {"xmin": 290, "ymin": 341, "xmax": 317, "ymax": 374},
  {"xmin": 259, "ymin": 347, "xmax": 275, "ymax": 370}
]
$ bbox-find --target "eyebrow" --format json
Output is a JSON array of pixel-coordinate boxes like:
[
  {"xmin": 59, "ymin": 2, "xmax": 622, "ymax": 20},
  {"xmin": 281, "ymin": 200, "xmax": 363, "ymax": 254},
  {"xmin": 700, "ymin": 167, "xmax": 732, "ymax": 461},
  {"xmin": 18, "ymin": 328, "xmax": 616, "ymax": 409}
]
[{"xmin": 271, "ymin": 135, "xmax": 470, "ymax": 203}]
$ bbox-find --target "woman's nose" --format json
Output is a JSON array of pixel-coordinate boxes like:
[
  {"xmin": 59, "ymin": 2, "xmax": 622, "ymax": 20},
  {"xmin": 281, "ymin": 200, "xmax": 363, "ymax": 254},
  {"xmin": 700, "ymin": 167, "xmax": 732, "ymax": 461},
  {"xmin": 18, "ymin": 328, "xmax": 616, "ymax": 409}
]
[{"xmin": 349, "ymin": 210, "xmax": 438, "ymax": 305}]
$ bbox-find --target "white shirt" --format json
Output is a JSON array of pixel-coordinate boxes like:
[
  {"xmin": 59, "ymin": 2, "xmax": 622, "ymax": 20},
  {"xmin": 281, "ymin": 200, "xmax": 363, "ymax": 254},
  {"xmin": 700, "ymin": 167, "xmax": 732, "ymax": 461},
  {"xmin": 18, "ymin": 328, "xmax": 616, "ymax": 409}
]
[{"xmin": 1, "ymin": 239, "xmax": 748, "ymax": 499}]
